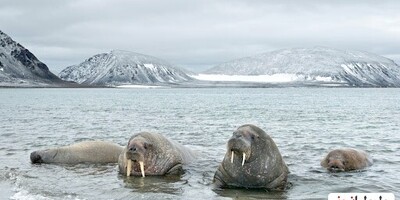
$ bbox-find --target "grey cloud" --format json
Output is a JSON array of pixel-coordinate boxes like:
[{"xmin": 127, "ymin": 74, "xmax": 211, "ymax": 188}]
[{"xmin": 1, "ymin": 0, "xmax": 400, "ymax": 73}]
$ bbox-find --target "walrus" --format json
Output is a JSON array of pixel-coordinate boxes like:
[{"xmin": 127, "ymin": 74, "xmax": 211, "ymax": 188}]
[
  {"xmin": 213, "ymin": 124, "xmax": 289, "ymax": 190},
  {"xmin": 320, "ymin": 148, "xmax": 373, "ymax": 172},
  {"xmin": 118, "ymin": 132, "xmax": 195, "ymax": 177},
  {"xmin": 30, "ymin": 132, "xmax": 195, "ymax": 177},
  {"xmin": 30, "ymin": 141, "xmax": 123, "ymax": 164}
]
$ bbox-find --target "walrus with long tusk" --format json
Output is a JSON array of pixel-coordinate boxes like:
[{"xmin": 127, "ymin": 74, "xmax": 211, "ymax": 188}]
[
  {"xmin": 320, "ymin": 148, "xmax": 373, "ymax": 172},
  {"xmin": 30, "ymin": 132, "xmax": 195, "ymax": 177},
  {"xmin": 118, "ymin": 132, "xmax": 195, "ymax": 177},
  {"xmin": 213, "ymin": 124, "xmax": 289, "ymax": 190}
]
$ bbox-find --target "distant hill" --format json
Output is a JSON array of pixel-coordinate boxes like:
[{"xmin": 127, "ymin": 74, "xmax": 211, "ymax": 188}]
[
  {"xmin": 203, "ymin": 47, "xmax": 400, "ymax": 87},
  {"xmin": 59, "ymin": 50, "xmax": 192, "ymax": 86},
  {"xmin": 0, "ymin": 30, "xmax": 64, "ymax": 87}
]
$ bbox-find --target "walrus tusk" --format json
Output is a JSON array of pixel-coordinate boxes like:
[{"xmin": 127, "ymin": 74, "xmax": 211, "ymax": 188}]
[
  {"xmin": 242, "ymin": 153, "xmax": 246, "ymax": 166},
  {"xmin": 231, "ymin": 151, "xmax": 234, "ymax": 163},
  {"xmin": 139, "ymin": 161, "xmax": 145, "ymax": 177},
  {"xmin": 127, "ymin": 159, "xmax": 132, "ymax": 177}
]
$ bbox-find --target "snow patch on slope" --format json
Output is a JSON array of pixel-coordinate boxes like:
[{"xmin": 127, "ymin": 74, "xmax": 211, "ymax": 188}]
[{"xmin": 192, "ymin": 74, "xmax": 300, "ymax": 83}]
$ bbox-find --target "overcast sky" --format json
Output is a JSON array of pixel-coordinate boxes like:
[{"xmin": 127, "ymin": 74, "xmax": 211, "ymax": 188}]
[{"xmin": 1, "ymin": 0, "xmax": 400, "ymax": 73}]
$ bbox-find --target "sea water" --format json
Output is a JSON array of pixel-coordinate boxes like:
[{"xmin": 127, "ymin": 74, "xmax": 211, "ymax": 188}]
[{"xmin": 0, "ymin": 88, "xmax": 399, "ymax": 199}]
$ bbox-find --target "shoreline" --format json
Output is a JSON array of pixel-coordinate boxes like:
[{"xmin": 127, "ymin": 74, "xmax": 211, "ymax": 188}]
[{"xmin": 1, "ymin": 80, "xmax": 398, "ymax": 89}]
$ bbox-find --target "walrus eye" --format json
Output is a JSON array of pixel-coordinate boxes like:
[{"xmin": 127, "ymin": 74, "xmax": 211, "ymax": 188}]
[
  {"xmin": 144, "ymin": 142, "xmax": 152, "ymax": 150},
  {"xmin": 129, "ymin": 146, "xmax": 137, "ymax": 151},
  {"xmin": 250, "ymin": 135, "xmax": 255, "ymax": 140}
]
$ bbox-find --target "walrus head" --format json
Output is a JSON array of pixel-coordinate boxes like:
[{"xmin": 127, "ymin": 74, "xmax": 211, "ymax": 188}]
[
  {"xmin": 125, "ymin": 137, "xmax": 152, "ymax": 177},
  {"xmin": 123, "ymin": 132, "xmax": 184, "ymax": 177},
  {"xmin": 226, "ymin": 126, "xmax": 259, "ymax": 167},
  {"xmin": 324, "ymin": 153, "xmax": 346, "ymax": 172},
  {"xmin": 30, "ymin": 149, "xmax": 58, "ymax": 164},
  {"xmin": 30, "ymin": 151, "xmax": 44, "ymax": 163}
]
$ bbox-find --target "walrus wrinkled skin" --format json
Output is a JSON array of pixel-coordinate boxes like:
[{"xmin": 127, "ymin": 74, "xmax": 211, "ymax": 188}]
[
  {"xmin": 30, "ymin": 141, "xmax": 124, "ymax": 164},
  {"xmin": 321, "ymin": 148, "xmax": 373, "ymax": 172},
  {"xmin": 118, "ymin": 132, "xmax": 195, "ymax": 177},
  {"xmin": 213, "ymin": 124, "xmax": 289, "ymax": 190}
]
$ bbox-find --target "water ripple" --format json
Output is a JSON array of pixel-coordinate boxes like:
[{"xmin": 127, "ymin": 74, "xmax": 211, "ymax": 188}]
[{"xmin": 0, "ymin": 88, "xmax": 399, "ymax": 199}]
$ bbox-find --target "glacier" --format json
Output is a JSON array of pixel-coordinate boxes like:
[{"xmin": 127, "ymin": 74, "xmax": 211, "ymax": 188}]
[
  {"xmin": 192, "ymin": 73, "xmax": 316, "ymax": 83},
  {"xmin": 203, "ymin": 47, "xmax": 400, "ymax": 87},
  {"xmin": 59, "ymin": 50, "xmax": 192, "ymax": 86}
]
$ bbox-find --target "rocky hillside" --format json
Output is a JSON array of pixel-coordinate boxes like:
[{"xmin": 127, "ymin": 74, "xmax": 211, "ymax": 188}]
[{"xmin": 0, "ymin": 30, "xmax": 63, "ymax": 87}]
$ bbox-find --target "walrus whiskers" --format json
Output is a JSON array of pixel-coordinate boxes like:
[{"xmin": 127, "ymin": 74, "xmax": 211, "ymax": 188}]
[
  {"xmin": 127, "ymin": 159, "xmax": 132, "ymax": 177},
  {"xmin": 139, "ymin": 161, "xmax": 145, "ymax": 177},
  {"xmin": 242, "ymin": 153, "xmax": 246, "ymax": 166},
  {"xmin": 231, "ymin": 151, "xmax": 234, "ymax": 163}
]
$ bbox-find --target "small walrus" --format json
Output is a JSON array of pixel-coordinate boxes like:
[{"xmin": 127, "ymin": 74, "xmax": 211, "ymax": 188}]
[
  {"xmin": 320, "ymin": 148, "xmax": 373, "ymax": 172},
  {"xmin": 213, "ymin": 124, "xmax": 289, "ymax": 190},
  {"xmin": 118, "ymin": 132, "xmax": 195, "ymax": 177}
]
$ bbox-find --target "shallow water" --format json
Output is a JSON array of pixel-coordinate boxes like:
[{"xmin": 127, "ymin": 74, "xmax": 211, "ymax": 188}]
[{"xmin": 0, "ymin": 88, "xmax": 399, "ymax": 199}]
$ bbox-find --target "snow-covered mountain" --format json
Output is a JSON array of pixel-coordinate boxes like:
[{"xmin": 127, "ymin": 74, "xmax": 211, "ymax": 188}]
[
  {"xmin": 59, "ymin": 50, "xmax": 192, "ymax": 86},
  {"xmin": 0, "ymin": 30, "xmax": 62, "ymax": 87},
  {"xmin": 202, "ymin": 47, "xmax": 400, "ymax": 87}
]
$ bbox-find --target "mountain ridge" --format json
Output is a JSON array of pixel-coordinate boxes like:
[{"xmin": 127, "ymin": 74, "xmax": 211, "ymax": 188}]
[
  {"xmin": 59, "ymin": 50, "xmax": 192, "ymax": 86},
  {"xmin": 203, "ymin": 47, "xmax": 400, "ymax": 87}
]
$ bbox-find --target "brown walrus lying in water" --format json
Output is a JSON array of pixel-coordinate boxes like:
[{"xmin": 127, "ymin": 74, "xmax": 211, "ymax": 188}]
[{"xmin": 321, "ymin": 148, "xmax": 373, "ymax": 172}]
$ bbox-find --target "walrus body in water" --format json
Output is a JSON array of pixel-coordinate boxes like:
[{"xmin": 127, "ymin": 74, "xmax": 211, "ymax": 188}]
[
  {"xmin": 321, "ymin": 148, "xmax": 373, "ymax": 172},
  {"xmin": 213, "ymin": 124, "xmax": 289, "ymax": 190},
  {"xmin": 118, "ymin": 132, "xmax": 195, "ymax": 177},
  {"xmin": 30, "ymin": 141, "xmax": 123, "ymax": 164},
  {"xmin": 30, "ymin": 132, "xmax": 195, "ymax": 177}
]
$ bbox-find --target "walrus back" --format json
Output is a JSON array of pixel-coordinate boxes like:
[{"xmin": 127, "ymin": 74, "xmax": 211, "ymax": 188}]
[
  {"xmin": 62, "ymin": 141, "xmax": 124, "ymax": 164},
  {"xmin": 31, "ymin": 141, "xmax": 124, "ymax": 164},
  {"xmin": 168, "ymin": 139, "xmax": 196, "ymax": 164},
  {"xmin": 137, "ymin": 132, "xmax": 196, "ymax": 163}
]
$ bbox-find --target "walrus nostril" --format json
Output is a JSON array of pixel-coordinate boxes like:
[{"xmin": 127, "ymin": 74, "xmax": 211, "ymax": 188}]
[
  {"xmin": 329, "ymin": 164, "xmax": 340, "ymax": 169},
  {"xmin": 129, "ymin": 146, "xmax": 137, "ymax": 152},
  {"xmin": 30, "ymin": 152, "xmax": 42, "ymax": 163},
  {"xmin": 329, "ymin": 165, "xmax": 343, "ymax": 172}
]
